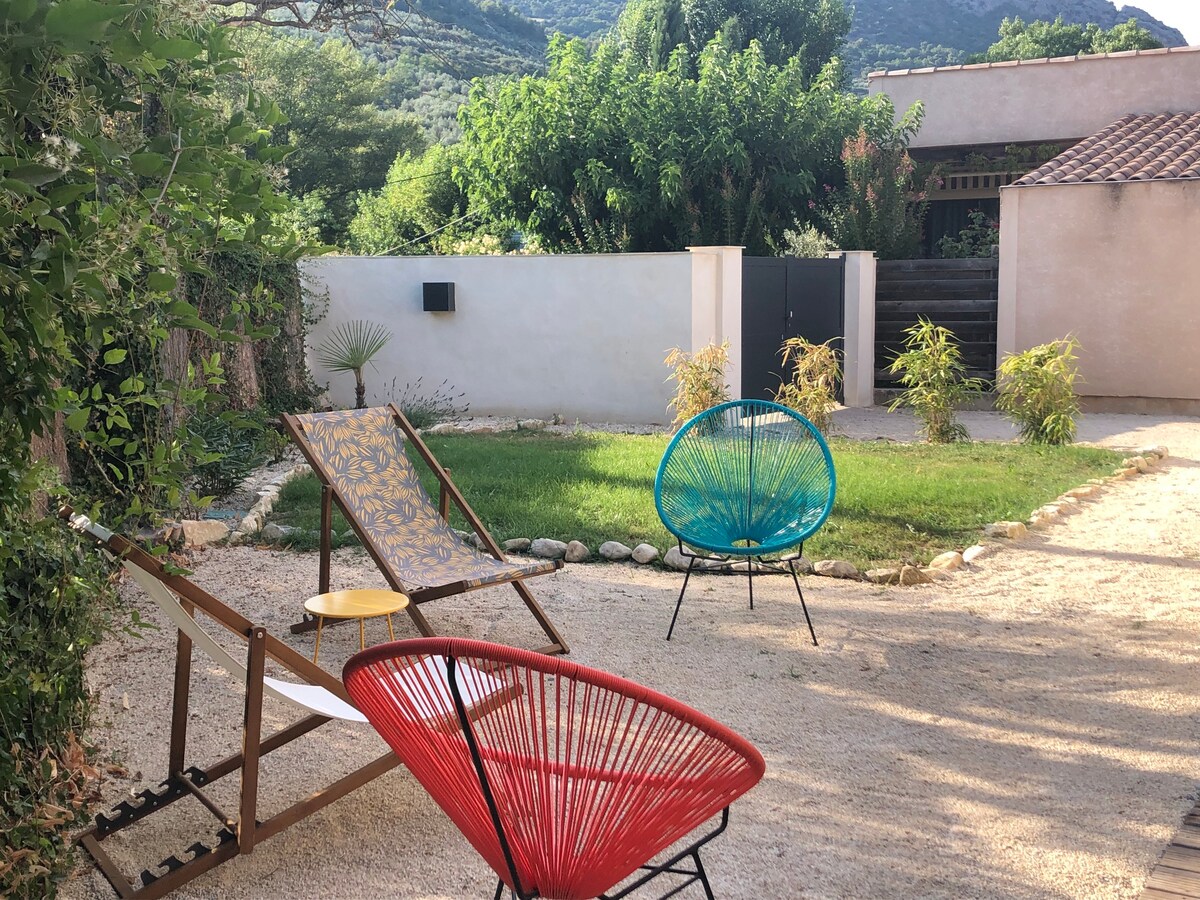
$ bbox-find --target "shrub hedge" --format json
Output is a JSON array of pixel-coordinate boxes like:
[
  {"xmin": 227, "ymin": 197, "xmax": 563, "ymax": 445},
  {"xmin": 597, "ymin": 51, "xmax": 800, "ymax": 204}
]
[{"xmin": 0, "ymin": 512, "xmax": 107, "ymax": 896}]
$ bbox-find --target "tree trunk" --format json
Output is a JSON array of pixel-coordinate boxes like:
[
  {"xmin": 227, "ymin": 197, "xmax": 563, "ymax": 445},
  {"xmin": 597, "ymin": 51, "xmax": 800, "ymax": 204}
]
[
  {"xmin": 29, "ymin": 411, "xmax": 69, "ymax": 518},
  {"xmin": 229, "ymin": 318, "xmax": 260, "ymax": 410}
]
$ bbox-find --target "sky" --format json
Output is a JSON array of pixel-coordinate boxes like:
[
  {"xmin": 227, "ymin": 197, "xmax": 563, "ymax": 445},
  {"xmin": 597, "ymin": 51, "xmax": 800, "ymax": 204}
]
[{"xmin": 1117, "ymin": 1, "xmax": 1200, "ymax": 45}]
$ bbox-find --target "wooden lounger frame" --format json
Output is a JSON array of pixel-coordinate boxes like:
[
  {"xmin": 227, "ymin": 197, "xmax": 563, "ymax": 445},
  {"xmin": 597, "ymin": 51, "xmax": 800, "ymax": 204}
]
[
  {"xmin": 61, "ymin": 508, "xmax": 401, "ymax": 900},
  {"xmin": 280, "ymin": 404, "xmax": 569, "ymax": 656}
]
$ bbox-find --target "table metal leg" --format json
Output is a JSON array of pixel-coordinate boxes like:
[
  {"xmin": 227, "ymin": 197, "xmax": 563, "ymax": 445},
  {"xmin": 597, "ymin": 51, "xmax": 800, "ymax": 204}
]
[
  {"xmin": 386, "ymin": 614, "xmax": 395, "ymax": 641},
  {"xmin": 313, "ymin": 616, "xmax": 324, "ymax": 665},
  {"xmin": 359, "ymin": 617, "xmax": 366, "ymax": 651}
]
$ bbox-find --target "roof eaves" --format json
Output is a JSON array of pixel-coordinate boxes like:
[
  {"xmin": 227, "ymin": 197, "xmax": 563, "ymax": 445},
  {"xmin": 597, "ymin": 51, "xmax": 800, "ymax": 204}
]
[{"xmin": 866, "ymin": 44, "xmax": 1200, "ymax": 80}]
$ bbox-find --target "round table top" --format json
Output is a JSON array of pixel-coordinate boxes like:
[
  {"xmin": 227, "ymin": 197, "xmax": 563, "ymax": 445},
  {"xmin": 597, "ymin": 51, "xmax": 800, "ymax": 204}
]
[{"xmin": 303, "ymin": 588, "xmax": 409, "ymax": 619}]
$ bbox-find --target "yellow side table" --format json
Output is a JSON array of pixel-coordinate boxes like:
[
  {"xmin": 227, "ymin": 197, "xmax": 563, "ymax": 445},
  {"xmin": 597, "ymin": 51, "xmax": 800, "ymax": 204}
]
[{"xmin": 303, "ymin": 589, "xmax": 410, "ymax": 665}]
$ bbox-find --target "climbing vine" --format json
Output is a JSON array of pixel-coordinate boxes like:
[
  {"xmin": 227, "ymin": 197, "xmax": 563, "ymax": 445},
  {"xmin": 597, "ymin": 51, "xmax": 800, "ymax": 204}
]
[
  {"xmin": 0, "ymin": 2, "xmax": 310, "ymax": 893},
  {"xmin": 183, "ymin": 246, "xmax": 322, "ymax": 416}
]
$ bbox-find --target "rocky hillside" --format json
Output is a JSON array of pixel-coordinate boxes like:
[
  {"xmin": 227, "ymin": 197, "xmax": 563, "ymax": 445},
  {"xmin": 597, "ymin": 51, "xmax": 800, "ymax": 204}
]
[
  {"xmin": 840, "ymin": 0, "xmax": 1185, "ymax": 83},
  {"xmin": 503, "ymin": 0, "xmax": 1186, "ymax": 81},
  {"xmin": 938, "ymin": 0, "xmax": 1183, "ymax": 47}
]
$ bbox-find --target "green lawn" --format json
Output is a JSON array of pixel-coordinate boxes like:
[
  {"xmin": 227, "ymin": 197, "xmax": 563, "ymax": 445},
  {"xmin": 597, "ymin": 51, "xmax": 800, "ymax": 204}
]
[{"xmin": 270, "ymin": 432, "xmax": 1121, "ymax": 568}]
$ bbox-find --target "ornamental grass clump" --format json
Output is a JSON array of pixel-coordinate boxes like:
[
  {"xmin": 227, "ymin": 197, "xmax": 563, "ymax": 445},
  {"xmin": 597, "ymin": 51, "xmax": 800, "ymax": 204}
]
[
  {"xmin": 664, "ymin": 342, "xmax": 731, "ymax": 429},
  {"xmin": 774, "ymin": 337, "xmax": 841, "ymax": 435},
  {"xmin": 996, "ymin": 337, "xmax": 1082, "ymax": 445},
  {"xmin": 381, "ymin": 376, "xmax": 470, "ymax": 430},
  {"xmin": 888, "ymin": 319, "xmax": 985, "ymax": 443}
]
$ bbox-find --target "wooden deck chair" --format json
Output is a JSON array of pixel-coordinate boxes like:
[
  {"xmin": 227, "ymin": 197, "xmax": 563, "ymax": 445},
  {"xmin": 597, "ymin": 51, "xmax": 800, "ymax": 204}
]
[
  {"xmin": 281, "ymin": 405, "xmax": 569, "ymax": 655},
  {"xmin": 61, "ymin": 508, "xmax": 512, "ymax": 900}
]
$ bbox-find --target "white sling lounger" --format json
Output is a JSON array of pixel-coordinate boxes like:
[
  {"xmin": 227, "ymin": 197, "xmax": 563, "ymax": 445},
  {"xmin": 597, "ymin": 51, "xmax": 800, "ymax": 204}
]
[{"xmin": 63, "ymin": 508, "xmax": 510, "ymax": 900}]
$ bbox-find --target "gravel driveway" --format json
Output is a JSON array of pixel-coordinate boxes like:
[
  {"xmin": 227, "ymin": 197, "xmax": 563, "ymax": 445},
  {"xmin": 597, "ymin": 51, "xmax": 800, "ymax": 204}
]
[{"xmin": 63, "ymin": 409, "xmax": 1200, "ymax": 899}]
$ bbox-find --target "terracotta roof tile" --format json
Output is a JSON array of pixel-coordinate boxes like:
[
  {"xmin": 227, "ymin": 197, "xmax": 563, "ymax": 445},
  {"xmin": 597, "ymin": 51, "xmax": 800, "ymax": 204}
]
[{"xmin": 1013, "ymin": 113, "xmax": 1200, "ymax": 186}]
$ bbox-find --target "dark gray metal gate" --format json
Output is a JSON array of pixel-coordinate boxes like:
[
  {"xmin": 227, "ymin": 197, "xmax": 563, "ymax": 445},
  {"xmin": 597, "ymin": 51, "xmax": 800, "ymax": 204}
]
[{"xmin": 741, "ymin": 257, "xmax": 845, "ymax": 400}]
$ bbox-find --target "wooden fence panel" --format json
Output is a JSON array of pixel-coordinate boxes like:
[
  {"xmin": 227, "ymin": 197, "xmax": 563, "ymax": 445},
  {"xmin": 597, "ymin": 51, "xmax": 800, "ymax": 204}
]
[{"xmin": 874, "ymin": 258, "xmax": 998, "ymax": 389}]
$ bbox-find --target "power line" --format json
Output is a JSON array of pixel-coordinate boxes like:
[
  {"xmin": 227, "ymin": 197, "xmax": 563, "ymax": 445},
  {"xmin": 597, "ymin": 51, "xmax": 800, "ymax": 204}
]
[
  {"xmin": 381, "ymin": 167, "xmax": 453, "ymax": 187},
  {"xmin": 386, "ymin": 0, "xmax": 469, "ymax": 82},
  {"xmin": 376, "ymin": 206, "xmax": 486, "ymax": 255}
]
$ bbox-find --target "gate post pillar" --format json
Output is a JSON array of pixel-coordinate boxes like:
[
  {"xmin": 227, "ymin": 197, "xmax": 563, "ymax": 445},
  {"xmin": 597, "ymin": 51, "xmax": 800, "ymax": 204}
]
[
  {"xmin": 832, "ymin": 250, "xmax": 876, "ymax": 408},
  {"xmin": 688, "ymin": 245, "xmax": 744, "ymax": 399}
]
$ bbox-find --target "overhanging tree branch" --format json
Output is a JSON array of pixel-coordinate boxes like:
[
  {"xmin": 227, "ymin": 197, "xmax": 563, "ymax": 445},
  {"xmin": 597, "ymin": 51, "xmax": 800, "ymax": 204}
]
[{"xmin": 210, "ymin": 0, "xmax": 399, "ymax": 40}]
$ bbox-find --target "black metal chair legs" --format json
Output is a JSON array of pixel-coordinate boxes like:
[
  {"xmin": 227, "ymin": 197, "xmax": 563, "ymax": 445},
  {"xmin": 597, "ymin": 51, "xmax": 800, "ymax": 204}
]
[{"xmin": 666, "ymin": 548, "xmax": 818, "ymax": 646}]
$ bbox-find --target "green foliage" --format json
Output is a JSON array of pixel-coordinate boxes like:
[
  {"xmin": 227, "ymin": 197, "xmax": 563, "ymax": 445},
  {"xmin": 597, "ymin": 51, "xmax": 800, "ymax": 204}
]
[
  {"xmin": 977, "ymin": 16, "xmax": 1161, "ymax": 63},
  {"xmin": 240, "ymin": 36, "xmax": 426, "ymax": 243},
  {"xmin": 996, "ymin": 338, "xmax": 1082, "ymax": 445},
  {"xmin": 664, "ymin": 342, "xmax": 731, "ymax": 429},
  {"xmin": 841, "ymin": 38, "xmax": 964, "ymax": 86},
  {"xmin": 459, "ymin": 36, "xmax": 887, "ymax": 254},
  {"xmin": 963, "ymin": 142, "xmax": 1064, "ymax": 174},
  {"xmin": 330, "ymin": 0, "xmax": 547, "ymax": 79},
  {"xmin": 516, "ymin": 0, "xmax": 1081, "ymax": 67},
  {"xmin": 887, "ymin": 319, "xmax": 985, "ymax": 443},
  {"xmin": 384, "ymin": 69, "xmax": 470, "ymax": 144},
  {"xmin": 271, "ymin": 432, "xmax": 1121, "ymax": 567},
  {"xmin": 186, "ymin": 410, "xmax": 266, "ymax": 500},
  {"xmin": 182, "ymin": 247, "xmax": 322, "ymax": 416},
  {"xmin": 774, "ymin": 337, "xmax": 841, "ymax": 435},
  {"xmin": 780, "ymin": 223, "xmax": 837, "ymax": 257},
  {"xmin": 2, "ymin": 0, "xmax": 306, "ymax": 519},
  {"xmin": 508, "ymin": 0, "xmax": 624, "ymax": 36},
  {"xmin": 0, "ymin": 507, "xmax": 106, "ymax": 898},
  {"xmin": 259, "ymin": 422, "xmax": 293, "ymax": 466},
  {"xmin": 937, "ymin": 209, "xmax": 999, "ymax": 259},
  {"xmin": 349, "ymin": 144, "xmax": 477, "ymax": 255},
  {"xmin": 0, "ymin": 2, "xmax": 308, "ymax": 888},
  {"xmin": 268, "ymin": 471, "xmax": 359, "ymax": 551},
  {"xmin": 614, "ymin": 0, "xmax": 850, "ymax": 79},
  {"xmin": 316, "ymin": 321, "xmax": 392, "ymax": 409},
  {"xmin": 825, "ymin": 106, "xmax": 935, "ymax": 259},
  {"xmin": 273, "ymin": 192, "xmax": 333, "ymax": 247},
  {"xmin": 842, "ymin": 1, "xmax": 1178, "ymax": 88},
  {"xmin": 379, "ymin": 377, "xmax": 470, "ymax": 430}
]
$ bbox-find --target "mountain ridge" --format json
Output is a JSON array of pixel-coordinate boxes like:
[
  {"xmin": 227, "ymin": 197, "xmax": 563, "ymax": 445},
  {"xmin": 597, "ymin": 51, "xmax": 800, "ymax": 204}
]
[{"xmin": 501, "ymin": 0, "xmax": 1187, "ymax": 79}]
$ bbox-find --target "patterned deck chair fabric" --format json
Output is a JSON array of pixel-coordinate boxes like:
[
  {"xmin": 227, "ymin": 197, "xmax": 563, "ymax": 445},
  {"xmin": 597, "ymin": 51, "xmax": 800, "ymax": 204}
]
[{"xmin": 283, "ymin": 406, "xmax": 568, "ymax": 655}]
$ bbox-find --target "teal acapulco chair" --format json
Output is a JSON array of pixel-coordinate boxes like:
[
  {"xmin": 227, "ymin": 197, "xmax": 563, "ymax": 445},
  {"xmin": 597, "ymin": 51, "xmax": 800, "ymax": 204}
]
[{"xmin": 655, "ymin": 399, "xmax": 836, "ymax": 645}]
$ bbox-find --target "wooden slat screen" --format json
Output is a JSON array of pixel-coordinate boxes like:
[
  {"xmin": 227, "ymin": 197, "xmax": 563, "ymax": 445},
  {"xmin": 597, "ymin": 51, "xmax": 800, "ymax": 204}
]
[{"xmin": 874, "ymin": 257, "xmax": 999, "ymax": 390}]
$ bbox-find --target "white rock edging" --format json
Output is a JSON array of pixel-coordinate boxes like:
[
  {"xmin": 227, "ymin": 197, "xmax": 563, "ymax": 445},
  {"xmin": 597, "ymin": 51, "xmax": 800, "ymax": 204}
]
[
  {"xmin": 248, "ymin": 445, "xmax": 1169, "ymax": 589},
  {"xmin": 632, "ymin": 543, "xmax": 659, "ymax": 564},
  {"xmin": 230, "ymin": 463, "xmax": 311, "ymax": 542}
]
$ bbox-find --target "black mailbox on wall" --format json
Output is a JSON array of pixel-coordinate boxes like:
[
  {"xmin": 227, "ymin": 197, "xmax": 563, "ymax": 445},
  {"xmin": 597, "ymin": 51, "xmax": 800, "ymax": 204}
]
[{"xmin": 423, "ymin": 282, "xmax": 455, "ymax": 312}]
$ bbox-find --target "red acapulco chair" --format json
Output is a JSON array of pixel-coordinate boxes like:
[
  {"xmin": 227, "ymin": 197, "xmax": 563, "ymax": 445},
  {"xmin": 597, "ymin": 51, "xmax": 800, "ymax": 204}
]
[{"xmin": 343, "ymin": 638, "xmax": 765, "ymax": 899}]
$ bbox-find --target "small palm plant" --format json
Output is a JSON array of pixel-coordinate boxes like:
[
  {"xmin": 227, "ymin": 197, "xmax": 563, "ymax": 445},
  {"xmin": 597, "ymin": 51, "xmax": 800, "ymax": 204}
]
[
  {"xmin": 888, "ymin": 318, "xmax": 984, "ymax": 443},
  {"xmin": 774, "ymin": 336, "xmax": 841, "ymax": 435},
  {"xmin": 315, "ymin": 320, "xmax": 392, "ymax": 409},
  {"xmin": 996, "ymin": 337, "xmax": 1081, "ymax": 444}
]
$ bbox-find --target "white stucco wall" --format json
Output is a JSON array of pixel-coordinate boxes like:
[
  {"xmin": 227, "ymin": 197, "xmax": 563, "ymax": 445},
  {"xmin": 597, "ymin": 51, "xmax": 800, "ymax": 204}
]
[
  {"xmin": 868, "ymin": 47, "xmax": 1200, "ymax": 149},
  {"xmin": 997, "ymin": 179, "xmax": 1200, "ymax": 406},
  {"xmin": 300, "ymin": 249, "xmax": 742, "ymax": 424}
]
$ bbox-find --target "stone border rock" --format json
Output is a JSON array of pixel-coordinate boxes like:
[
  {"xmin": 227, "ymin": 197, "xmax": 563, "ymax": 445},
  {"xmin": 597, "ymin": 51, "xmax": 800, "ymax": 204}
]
[
  {"xmin": 250, "ymin": 444, "xmax": 1170, "ymax": 588},
  {"xmin": 228, "ymin": 463, "xmax": 311, "ymax": 544},
  {"xmin": 860, "ymin": 444, "xmax": 1171, "ymax": 587},
  {"xmin": 509, "ymin": 446, "xmax": 1171, "ymax": 587}
]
